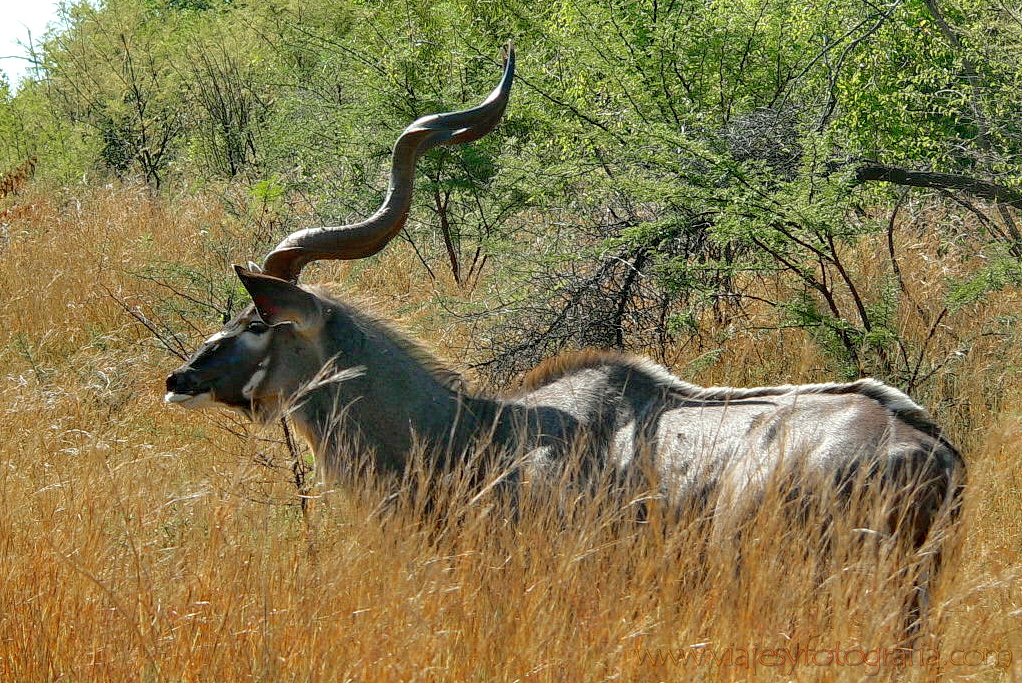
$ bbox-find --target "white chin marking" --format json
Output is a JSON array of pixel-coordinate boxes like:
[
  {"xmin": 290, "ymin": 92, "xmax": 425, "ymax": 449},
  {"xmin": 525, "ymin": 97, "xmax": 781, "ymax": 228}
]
[
  {"xmin": 242, "ymin": 368, "xmax": 268, "ymax": 400},
  {"xmin": 164, "ymin": 391, "xmax": 215, "ymax": 409}
]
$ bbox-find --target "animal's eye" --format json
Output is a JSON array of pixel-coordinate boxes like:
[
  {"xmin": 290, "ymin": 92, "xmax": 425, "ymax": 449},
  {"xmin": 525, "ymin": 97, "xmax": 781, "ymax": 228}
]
[{"xmin": 246, "ymin": 320, "xmax": 269, "ymax": 334}]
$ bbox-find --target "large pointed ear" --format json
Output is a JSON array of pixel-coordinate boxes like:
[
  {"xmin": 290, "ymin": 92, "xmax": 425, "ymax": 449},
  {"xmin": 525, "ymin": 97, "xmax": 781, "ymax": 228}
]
[{"xmin": 234, "ymin": 265, "xmax": 323, "ymax": 330}]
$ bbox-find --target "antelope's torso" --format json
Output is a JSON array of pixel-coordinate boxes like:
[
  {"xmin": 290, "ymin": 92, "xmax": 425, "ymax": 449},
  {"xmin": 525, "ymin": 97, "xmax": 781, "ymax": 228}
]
[{"xmin": 506, "ymin": 352, "xmax": 962, "ymax": 538}]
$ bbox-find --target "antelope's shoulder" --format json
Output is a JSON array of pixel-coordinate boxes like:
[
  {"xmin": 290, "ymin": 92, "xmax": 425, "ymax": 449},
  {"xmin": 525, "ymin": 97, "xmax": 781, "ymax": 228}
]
[{"xmin": 516, "ymin": 349, "xmax": 696, "ymax": 394}]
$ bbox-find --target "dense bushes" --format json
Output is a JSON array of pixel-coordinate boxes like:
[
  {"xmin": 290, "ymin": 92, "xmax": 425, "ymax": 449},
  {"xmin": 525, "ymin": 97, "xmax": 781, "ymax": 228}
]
[{"xmin": 2, "ymin": 0, "xmax": 1020, "ymax": 393}]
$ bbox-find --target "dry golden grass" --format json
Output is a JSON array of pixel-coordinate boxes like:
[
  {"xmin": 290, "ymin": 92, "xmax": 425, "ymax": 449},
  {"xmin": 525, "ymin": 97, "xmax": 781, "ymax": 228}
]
[{"xmin": 1, "ymin": 185, "xmax": 1020, "ymax": 681}]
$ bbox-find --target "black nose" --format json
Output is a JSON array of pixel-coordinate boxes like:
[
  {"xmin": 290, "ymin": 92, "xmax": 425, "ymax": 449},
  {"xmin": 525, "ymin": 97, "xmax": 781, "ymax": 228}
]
[{"xmin": 166, "ymin": 372, "xmax": 193, "ymax": 394}]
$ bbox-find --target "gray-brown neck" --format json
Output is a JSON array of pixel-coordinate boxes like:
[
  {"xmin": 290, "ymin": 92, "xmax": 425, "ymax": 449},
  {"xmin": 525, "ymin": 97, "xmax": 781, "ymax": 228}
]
[{"xmin": 285, "ymin": 302, "xmax": 511, "ymax": 477}]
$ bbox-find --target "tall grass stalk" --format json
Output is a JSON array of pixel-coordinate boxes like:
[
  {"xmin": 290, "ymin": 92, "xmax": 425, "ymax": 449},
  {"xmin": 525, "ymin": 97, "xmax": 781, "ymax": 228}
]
[{"xmin": 0, "ymin": 185, "xmax": 1019, "ymax": 681}]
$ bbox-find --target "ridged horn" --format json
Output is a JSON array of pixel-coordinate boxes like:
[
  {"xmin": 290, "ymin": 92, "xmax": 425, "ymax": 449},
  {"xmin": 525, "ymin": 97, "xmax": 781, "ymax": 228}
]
[{"xmin": 261, "ymin": 43, "xmax": 515, "ymax": 282}]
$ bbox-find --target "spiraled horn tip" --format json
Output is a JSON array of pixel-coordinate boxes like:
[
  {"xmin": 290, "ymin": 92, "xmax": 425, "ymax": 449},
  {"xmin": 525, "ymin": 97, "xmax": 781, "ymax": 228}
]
[{"xmin": 255, "ymin": 45, "xmax": 515, "ymax": 284}]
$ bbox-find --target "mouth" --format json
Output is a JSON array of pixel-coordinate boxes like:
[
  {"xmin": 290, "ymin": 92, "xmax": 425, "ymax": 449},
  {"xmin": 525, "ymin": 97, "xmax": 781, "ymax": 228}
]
[{"xmin": 164, "ymin": 391, "xmax": 215, "ymax": 409}]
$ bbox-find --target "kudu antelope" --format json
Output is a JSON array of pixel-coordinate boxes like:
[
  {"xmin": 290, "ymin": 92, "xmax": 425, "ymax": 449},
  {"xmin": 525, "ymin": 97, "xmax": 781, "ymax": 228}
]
[{"xmin": 166, "ymin": 46, "xmax": 963, "ymax": 619}]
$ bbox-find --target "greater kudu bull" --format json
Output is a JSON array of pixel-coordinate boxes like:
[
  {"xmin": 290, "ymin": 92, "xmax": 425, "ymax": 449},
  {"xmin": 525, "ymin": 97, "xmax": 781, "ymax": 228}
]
[{"xmin": 165, "ymin": 46, "xmax": 964, "ymax": 623}]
